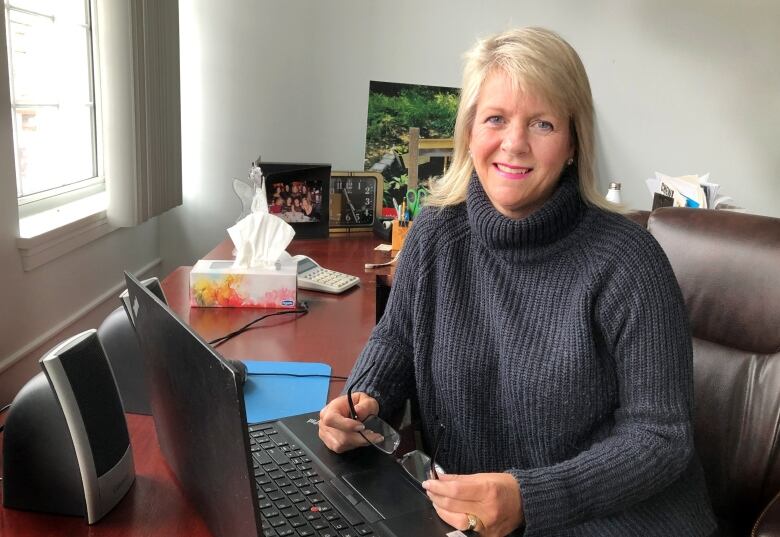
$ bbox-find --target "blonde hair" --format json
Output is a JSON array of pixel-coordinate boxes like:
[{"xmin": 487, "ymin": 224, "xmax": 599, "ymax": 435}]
[{"xmin": 428, "ymin": 27, "xmax": 621, "ymax": 213}]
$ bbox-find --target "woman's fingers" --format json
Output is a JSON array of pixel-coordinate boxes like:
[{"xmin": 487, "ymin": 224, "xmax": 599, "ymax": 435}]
[
  {"xmin": 318, "ymin": 393, "xmax": 379, "ymax": 453},
  {"xmin": 430, "ymin": 505, "xmax": 474, "ymax": 532}
]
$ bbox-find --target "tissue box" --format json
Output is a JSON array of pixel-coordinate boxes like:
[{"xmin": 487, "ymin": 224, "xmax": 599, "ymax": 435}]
[{"xmin": 190, "ymin": 259, "xmax": 297, "ymax": 308}]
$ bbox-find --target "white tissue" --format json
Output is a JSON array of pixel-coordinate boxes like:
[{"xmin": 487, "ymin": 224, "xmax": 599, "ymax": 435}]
[{"xmin": 228, "ymin": 212, "xmax": 295, "ymax": 269}]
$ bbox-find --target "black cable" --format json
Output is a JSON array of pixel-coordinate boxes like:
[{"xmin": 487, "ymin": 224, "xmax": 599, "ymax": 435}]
[
  {"xmin": 209, "ymin": 303, "xmax": 309, "ymax": 347},
  {"xmin": 248, "ymin": 372, "xmax": 349, "ymax": 381}
]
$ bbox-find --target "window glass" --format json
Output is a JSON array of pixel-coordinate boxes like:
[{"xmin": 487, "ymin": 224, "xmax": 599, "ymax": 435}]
[{"xmin": 6, "ymin": 0, "xmax": 97, "ymax": 200}]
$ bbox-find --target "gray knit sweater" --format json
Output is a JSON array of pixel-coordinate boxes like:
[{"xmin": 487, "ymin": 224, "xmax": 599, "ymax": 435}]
[{"xmin": 349, "ymin": 169, "xmax": 717, "ymax": 536}]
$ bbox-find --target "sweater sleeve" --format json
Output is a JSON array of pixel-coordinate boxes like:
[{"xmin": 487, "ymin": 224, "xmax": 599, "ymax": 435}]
[
  {"xmin": 509, "ymin": 234, "xmax": 697, "ymax": 534},
  {"xmin": 345, "ymin": 218, "xmax": 428, "ymax": 420}
]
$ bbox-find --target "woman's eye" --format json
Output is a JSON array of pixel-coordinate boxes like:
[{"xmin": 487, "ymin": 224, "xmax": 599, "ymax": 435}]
[
  {"xmin": 485, "ymin": 115, "xmax": 504, "ymax": 124},
  {"xmin": 531, "ymin": 120, "xmax": 554, "ymax": 132}
]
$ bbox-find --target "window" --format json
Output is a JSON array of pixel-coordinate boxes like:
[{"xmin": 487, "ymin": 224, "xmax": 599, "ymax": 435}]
[
  {"xmin": 5, "ymin": 0, "xmax": 102, "ymax": 217},
  {"xmin": 5, "ymin": 0, "xmax": 181, "ymax": 270}
]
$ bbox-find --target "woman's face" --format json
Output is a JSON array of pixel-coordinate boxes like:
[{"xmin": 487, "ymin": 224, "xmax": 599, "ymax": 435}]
[{"xmin": 469, "ymin": 70, "xmax": 573, "ymax": 219}]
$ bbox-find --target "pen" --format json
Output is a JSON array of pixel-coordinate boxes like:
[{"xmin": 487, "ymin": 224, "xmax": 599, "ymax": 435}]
[{"xmin": 392, "ymin": 198, "xmax": 400, "ymax": 220}]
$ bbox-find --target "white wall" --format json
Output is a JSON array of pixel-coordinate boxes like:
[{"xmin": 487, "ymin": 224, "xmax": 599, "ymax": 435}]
[{"xmin": 163, "ymin": 0, "xmax": 779, "ymax": 275}]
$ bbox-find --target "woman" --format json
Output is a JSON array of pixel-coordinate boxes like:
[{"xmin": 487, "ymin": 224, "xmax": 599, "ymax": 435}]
[{"xmin": 319, "ymin": 27, "xmax": 716, "ymax": 536}]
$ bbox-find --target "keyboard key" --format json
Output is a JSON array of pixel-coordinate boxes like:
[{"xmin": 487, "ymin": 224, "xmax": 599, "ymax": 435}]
[
  {"xmin": 331, "ymin": 520, "xmax": 348, "ymax": 530},
  {"xmin": 270, "ymin": 517, "xmax": 287, "ymax": 528},
  {"xmin": 289, "ymin": 517, "xmax": 306, "ymax": 528},
  {"xmin": 277, "ymin": 528, "xmax": 294, "ymax": 537},
  {"xmin": 268, "ymin": 470, "xmax": 285, "ymax": 480},
  {"xmin": 259, "ymin": 500, "xmax": 272, "ymax": 510},
  {"xmin": 297, "ymin": 527, "xmax": 314, "ymax": 537},
  {"xmin": 312, "ymin": 520, "xmax": 329, "ymax": 530},
  {"xmin": 281, "ymin": 508, "xmax": 299, "ymax": 519},
  {"xmin": 267, "ymin": 448, "xmax": 290, "ymax": 465},
  {"xmin": 289, "ymin": 494, "xmax": 306, "ymax": 504},
  {"xmin": 262, "ymin": 508, "xmax": 280, "ymax": 519},
  {"xmin": 355, "ymin": 525, "xmax": 373, "ymax": 535},
  {"xmin": 253, "ymin": 451, "xmax": 272, "ymax": 466},
  {"xmin": 277, "ymin": 500, "xmax": 292, "ymax": 510}
]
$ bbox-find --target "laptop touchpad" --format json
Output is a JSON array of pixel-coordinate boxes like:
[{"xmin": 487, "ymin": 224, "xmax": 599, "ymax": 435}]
[{"xmin": 343, "ymin": 468, "xmax": 428, "ymax": 518}]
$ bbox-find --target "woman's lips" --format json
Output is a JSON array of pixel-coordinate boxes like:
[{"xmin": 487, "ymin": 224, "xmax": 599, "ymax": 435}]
[{"xmin": 494, "ymin": 163, "xmax": 532, "ymax": 179}]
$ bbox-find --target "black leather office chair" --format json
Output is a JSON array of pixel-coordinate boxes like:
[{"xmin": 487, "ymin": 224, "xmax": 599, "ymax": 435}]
[{"xmin": 648, "ymin": 207, "xmax": 780, "ymax": 537}]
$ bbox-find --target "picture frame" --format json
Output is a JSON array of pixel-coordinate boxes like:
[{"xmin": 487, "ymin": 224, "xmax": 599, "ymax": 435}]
[
  {"xmin": 329, "ymin": 171, "xmax": 384, "ymax": 232},
  {"xmin": 261, "ymin": 162, "xmax": 331, "ymax": 239}
]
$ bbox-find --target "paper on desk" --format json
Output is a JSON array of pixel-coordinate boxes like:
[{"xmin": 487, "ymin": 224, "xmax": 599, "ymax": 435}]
[{"xmin": 242, "ymin": 360, "xmax": 331, "ymax": 423}]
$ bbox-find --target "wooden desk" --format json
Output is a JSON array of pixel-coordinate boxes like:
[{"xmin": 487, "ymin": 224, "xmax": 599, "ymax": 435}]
[{"xmin": 0, "ymin": 233, "xmax": 393, "ymax": 537}]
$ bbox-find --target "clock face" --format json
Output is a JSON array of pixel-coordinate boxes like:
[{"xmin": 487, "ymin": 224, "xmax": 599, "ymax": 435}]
[{"xmin": 329, "ymin": 174, "xmax": 381, "ymax": 228}]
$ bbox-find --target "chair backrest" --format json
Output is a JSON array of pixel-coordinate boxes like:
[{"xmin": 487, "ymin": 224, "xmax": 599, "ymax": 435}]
[{"xmin": 648, "ymin": 207, "xmax": 780, "ymax": 534}]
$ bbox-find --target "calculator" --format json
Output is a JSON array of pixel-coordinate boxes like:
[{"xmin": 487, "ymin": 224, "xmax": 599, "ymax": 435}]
[{"xmin": 291, "ymin": 255, "xmax": 360, "ymax": 294}]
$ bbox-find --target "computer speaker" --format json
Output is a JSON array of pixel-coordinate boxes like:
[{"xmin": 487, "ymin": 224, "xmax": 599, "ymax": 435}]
[
  {"xmin": 2, "ymin": 329, "xmax": 135, "ymax": 523},
  {"xmin": 95, "ymin": 277, "xmax": 167, "ymax": 415}
]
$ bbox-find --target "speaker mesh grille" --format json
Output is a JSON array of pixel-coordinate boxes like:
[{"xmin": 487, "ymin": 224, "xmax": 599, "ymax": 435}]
[{"xmin": 59, "ymin": 336, "xmax": 130, "ymax": 476}]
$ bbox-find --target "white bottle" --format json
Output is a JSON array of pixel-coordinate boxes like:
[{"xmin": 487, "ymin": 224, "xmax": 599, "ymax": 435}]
[{"xmin": 606, "ymin": 182, "xmax": 622, "ymax": 204}]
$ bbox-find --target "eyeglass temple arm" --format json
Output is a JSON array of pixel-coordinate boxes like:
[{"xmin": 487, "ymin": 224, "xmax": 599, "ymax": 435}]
[
  {"xmin": 347, "ymin": 364, "xmax": 374, "ymax": 420},
  {"xmin": 430, "ymin": 423, "xmax": 445, "ymax": 480}
]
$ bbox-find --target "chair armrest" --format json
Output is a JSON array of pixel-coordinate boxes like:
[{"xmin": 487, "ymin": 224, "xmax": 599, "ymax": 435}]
[{"xmin": 754, "ymin": 491, "xmax": 780, "ymax": 537}]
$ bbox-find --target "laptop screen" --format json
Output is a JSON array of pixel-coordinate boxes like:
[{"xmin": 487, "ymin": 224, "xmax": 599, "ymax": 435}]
[{"xmin": 124, "ymin": 272, "xmax": 261, "ymax": 537}]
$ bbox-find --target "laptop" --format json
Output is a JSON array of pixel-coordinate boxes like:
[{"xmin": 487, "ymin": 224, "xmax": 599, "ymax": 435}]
[{"xmin": 123, "ymin": 272, "xmax": 454, "ymax": 537}]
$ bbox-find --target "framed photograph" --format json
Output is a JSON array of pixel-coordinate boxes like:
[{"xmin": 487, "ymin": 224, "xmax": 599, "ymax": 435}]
[
  {"xmin": 261, "ymin": 162, "xmax": 331, "ymax": 239},
  {"xmin": 329, "ymin": 171, "xmax": 384, "ymax": 231}
]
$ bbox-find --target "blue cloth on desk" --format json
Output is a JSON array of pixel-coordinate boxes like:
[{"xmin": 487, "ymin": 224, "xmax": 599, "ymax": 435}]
[{"xmin": 242, "ymin": 360, "xmax": 331, "ymax": 423}]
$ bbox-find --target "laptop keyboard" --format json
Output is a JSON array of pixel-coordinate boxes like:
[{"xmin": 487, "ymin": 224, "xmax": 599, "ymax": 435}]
[{"xmin": 249, "ymin": 423, "xmax": 375, "ymax": 537}]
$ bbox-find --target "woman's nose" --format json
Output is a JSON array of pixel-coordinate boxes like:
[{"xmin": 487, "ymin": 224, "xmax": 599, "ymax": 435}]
[{"xmin": 500, "ymin": 124, "xmax": 530, "ymax": 155}]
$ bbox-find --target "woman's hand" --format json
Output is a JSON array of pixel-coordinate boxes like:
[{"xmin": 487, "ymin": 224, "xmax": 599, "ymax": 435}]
[
  {"xmin": 318, "ymin": 392, "xmax": 379, "ymax": 453},
  {"xmin": 423, "ymin": 473, "xmax": 524, "ymax": 537}
]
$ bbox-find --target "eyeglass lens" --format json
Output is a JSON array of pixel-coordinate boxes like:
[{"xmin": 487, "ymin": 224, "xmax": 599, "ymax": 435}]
[{"xmin": 360, "ymin": 414, "xmax": 401, "ymax": 454}]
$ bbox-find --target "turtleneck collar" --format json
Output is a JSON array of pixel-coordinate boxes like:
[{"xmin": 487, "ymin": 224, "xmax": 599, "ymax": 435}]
[{"xmin": 466, "ymin": 166, "xmax": 587, "ymax": 263}]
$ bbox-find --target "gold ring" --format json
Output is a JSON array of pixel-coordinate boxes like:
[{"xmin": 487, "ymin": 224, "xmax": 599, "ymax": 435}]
[{"xmin": 466, "ymin": 512, "xmax": 481, "ymax": 532}]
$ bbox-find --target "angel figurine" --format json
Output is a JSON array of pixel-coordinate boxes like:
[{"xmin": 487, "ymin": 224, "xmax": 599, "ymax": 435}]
[{"xmin": 232, "ymin": 158, "xmax": 266, "ymax": 222}]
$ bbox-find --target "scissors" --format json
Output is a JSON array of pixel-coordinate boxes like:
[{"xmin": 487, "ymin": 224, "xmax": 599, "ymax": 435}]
[{"xmin": 405, "ymin": 186, "xmax": 429, "ymax": 220}]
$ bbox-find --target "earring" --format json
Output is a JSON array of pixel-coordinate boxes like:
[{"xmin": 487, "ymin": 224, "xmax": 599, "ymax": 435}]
[{"xmin": 566, "ymin": 158, "xmax": 574, "ymax": 166}]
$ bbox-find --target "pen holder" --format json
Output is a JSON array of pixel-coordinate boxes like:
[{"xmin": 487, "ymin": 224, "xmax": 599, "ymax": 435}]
[{"xmin": 391, "ymin": 219, "xmax": 412, "ymax": 252}]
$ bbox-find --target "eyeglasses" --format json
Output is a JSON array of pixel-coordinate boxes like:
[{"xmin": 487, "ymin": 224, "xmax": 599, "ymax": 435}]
[{"xmin": 347, "ymin": 364, "xmax": 445, "ymax": 482}]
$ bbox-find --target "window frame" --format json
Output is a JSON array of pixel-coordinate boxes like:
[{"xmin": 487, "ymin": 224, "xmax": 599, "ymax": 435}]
[{"xmin": 5, "ymin": 0, "xmax": 106, "ymax": 225}]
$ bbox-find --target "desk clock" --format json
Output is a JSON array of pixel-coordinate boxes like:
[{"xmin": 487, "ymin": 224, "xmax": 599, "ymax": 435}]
[{"xmin": 329, "ymin": 171, "xmax": 383, "ymax": 231}]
